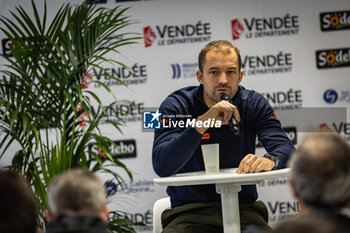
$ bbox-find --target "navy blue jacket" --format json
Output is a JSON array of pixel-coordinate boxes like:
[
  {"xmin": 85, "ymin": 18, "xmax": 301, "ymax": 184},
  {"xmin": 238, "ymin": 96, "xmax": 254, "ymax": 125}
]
[{"xmin": 152, "ymin": 85, "xmax": 295, "ymax": 207}]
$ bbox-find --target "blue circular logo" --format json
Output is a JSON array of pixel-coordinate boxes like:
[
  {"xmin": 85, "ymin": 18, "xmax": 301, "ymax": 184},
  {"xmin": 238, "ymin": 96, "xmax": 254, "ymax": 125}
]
[{"xmin": 323, "ymin": 89, "xmax": 338, "ymax": 104}]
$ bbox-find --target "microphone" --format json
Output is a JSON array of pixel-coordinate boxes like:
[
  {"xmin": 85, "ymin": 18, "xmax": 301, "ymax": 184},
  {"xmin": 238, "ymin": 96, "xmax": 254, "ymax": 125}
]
[{"xmin": 220, "ymin": 94, "xmax": 240, "ymax": 135}]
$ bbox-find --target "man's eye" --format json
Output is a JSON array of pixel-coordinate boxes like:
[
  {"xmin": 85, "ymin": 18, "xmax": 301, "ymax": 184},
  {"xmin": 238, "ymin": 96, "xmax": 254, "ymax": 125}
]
[
  {"xmin": 227, "ymin": 71, "xmax": 236, "ymax": 75},
  {"xmin": 209, "ymin": 71, "xmax": 219, "ymax": 75}
]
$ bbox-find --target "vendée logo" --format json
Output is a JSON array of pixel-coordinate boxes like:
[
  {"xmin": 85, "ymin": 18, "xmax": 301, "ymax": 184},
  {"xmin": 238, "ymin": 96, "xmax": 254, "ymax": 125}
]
[
  {"xmin": 143, "ymin": 21, "xmax": 211, "ymax": 48},
  {"xmin": 231, "ymin": 14, "xmax": 299, "ymax": 41}
]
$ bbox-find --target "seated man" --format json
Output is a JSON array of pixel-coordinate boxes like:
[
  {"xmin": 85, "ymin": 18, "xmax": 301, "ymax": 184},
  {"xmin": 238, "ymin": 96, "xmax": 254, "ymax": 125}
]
[
  {"xmin": 152, "ymin": 40, "xmax": 295, "ymax": 232},
  {"xmin": 45, "ymin": 168, "xmax": 110, "ymax": 233}
]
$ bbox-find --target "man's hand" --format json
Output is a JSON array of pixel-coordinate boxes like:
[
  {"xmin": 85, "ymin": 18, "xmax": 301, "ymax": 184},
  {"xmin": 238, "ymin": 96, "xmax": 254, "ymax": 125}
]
[
  {"xmin": 195, "ymin": 100, "xmax": 240, "ymax": 134},
  {"xmin": 236, "ymin": 154, "xmax": 275, "ymax": 173}
]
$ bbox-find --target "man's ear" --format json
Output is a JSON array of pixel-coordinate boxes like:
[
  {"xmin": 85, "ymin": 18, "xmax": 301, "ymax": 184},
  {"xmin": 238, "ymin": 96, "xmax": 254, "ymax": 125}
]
[
  {"xmin": 290, "ymin": 178, "xmax": 310, "ymax": 214},
  {"xmin": 238, "ymin": 69, "xmax": 244, "ymax": 83},
  {"xmin": 196, "ymin": 70, "xmax": 203, "ymax": 84},
  {"xmin": 44, "ymin": 209, "xmax": 54, "ymax": 221},
  {"xmin": 100, "ymin": 205, "xmax": 110, "ymax": 222},
  {"xmin": 289, "ymin": 178, "xmax": 300, "ymax": 200}
]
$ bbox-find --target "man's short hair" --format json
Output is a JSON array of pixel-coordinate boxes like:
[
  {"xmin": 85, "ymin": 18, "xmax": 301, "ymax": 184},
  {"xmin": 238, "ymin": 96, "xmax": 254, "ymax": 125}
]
[
  {"xmin": 289, "ymin": 132, "xmax": 350, "ymax": 209},
  {"xmin": 0, "ymin": 170, "xmax": 38, "ymax": 233},
  {"xmin": 47, "ymin": 168, "xmax": 106, "ymax": 215},
  {"xmin": 198, "ymin": 40, "xmax": 241, "ymax": 73}
]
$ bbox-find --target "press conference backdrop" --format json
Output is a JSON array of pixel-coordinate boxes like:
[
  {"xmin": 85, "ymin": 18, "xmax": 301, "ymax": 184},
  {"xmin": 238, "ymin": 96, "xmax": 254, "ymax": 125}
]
[{"xmin": 1, "ymin": 0, "xmax": 350, "ymax": 231}]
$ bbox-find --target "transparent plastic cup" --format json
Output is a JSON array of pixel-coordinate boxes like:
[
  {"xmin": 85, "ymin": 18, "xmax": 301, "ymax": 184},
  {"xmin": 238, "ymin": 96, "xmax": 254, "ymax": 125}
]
[{"xmin": 201, "ymin": 143, "xmax": 219, "ymax": 174}]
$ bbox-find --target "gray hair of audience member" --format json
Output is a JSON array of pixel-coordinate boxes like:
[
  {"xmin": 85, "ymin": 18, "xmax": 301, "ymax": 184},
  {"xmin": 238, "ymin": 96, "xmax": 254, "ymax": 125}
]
[
  {"xmin": 47, "ymin": 168, "xmax": 106, "ymax": 215},
  {"xmin": 288, "ymin": 132, "xmax": 350, "ymax": 209}
]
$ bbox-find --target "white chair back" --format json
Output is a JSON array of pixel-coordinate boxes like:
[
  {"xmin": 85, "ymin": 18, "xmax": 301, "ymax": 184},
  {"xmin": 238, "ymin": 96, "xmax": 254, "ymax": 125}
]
[{"xmin": 153, "ymin": 197, "xmax": 171, "ymax": 233}]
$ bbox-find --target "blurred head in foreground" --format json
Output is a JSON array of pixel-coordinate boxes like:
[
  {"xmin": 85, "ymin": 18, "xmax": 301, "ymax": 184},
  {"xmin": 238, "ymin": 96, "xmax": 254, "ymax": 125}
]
[
  {"xmin": 0, "ymin": 170, "xmax": 39, "ymax": 233},
  {"xmin": 46, "ymin": 168, "xmax": 109, "ymax": 221},
  {"xmin": 289, "ymin": 132, "xmax": 350, "ymax": 213}
]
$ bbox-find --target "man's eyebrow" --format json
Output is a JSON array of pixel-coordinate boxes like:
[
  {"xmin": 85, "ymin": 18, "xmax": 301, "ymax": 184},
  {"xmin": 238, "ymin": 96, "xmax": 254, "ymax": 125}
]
[{"xmin": 207, "ymin": 66, "xmax": 237, "ymax": 71}]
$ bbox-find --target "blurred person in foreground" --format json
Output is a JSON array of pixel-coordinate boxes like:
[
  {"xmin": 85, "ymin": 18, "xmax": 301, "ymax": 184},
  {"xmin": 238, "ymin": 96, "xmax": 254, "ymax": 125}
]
[
  {"xmin": 45, "ymin": 168, "xmax": 110, "ymax": 233},
  {"xmin": 289, "ymin": 132, "xmax": 350, "ymax": 214},
  {"xmin": 245, "ymin": 132, "xmax": 350, "ymax": 233},
  {"xmin": 152, "ymin": 40, "xmax": 295, "ymax": 232},
  {"xmin": 0, "ymin": 169, "xmax": 42, "ymax": 233}
]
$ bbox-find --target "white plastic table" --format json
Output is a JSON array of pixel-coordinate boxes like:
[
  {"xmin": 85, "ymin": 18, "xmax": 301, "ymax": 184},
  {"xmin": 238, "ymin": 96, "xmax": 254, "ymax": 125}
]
[{"xmin": 153, "ymin": 168, "xmax": 291, "ymax": 233}]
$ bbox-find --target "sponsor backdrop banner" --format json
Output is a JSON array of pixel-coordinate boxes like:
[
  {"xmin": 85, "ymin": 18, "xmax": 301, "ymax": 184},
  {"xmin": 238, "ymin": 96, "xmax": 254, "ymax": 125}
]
[{"xmin": 1, "ymin": 0, "xmax": 350, "ymax": 231}]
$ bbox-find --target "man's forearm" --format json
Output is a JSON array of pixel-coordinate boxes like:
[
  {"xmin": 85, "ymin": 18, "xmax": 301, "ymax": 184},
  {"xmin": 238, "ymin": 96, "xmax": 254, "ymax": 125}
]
[{"xmin": 152, "ymin": 127, "xmax": 203, "ymax": 177}]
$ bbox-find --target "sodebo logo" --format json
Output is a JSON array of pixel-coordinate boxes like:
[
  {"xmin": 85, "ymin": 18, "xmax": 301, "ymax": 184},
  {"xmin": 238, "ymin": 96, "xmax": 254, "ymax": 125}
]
[
  {"xmin": 114, "ymin": 140, "xmax": 136, "ymax": 157},
  {"xmin": 320, "ymin": 10, "xmax": 350, "ymax": 31},
  {"xmin": 316, "ymin": 48, "xmax": 350, "ymax": 69},
  {"xmin": 2, "ymin": 38, "xmax": 13, "ymax": 57},
  {"xmin": 89, "ymin": 139, "xmax": 137, "ymax": 159}
]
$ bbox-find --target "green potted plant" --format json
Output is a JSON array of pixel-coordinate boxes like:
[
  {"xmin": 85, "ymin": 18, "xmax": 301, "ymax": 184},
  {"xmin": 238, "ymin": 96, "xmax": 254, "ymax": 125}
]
[{"xmin": 0, "ymin": 0, "xmax": 142, "ymax": 231}]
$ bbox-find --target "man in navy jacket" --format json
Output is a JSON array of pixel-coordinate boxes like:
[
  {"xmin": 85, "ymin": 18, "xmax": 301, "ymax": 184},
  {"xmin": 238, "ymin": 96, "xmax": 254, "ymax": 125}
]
[{"xmin": 152, "ymin": 40, "xmax": 295, "ymax": 232}]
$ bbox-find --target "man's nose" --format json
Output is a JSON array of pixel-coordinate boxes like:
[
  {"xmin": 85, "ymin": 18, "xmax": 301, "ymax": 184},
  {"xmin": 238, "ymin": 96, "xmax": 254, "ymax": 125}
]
[{"xmin": 218, "ymin": 73, "xmax": 228, "ymax": 84}]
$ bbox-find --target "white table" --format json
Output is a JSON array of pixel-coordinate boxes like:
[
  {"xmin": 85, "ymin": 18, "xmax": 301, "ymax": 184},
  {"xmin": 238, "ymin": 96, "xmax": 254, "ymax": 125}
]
[{"xmin": 153, "ymin": 168, "xmax": 291, "ymax": 233}]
